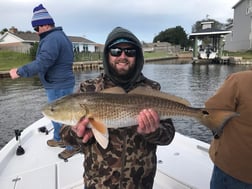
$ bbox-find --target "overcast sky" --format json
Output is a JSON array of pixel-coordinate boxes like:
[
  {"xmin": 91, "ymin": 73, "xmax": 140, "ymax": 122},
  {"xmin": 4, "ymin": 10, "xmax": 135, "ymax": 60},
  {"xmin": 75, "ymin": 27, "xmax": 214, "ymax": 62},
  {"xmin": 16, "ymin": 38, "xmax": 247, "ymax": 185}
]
[{"xmin": 1, "ymin": 0, "xmax": 238, "ymax": 43}]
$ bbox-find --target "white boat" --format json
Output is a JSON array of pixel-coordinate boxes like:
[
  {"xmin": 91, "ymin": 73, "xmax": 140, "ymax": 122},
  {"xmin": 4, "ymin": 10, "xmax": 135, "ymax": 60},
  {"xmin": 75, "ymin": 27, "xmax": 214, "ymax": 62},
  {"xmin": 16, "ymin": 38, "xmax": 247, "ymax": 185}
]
[
  {"xmin": 198, "ymin": 51, "xmax": 217, "ymax": 60},
  {"xmin": 198, "ymin": 46, "xmax": 217, "ymax": 60},
  {"xmin": 0, "ymin": 117, "xmax": 213, "ymax": 189}
]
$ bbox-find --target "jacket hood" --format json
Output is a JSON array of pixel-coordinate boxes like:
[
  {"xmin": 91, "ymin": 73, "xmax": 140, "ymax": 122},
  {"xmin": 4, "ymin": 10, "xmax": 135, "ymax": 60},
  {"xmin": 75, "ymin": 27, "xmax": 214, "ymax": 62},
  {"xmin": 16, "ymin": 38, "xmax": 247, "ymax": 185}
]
[{"xmin": 103, "ymin": 27, "xmax": 144, "ymax": 91}]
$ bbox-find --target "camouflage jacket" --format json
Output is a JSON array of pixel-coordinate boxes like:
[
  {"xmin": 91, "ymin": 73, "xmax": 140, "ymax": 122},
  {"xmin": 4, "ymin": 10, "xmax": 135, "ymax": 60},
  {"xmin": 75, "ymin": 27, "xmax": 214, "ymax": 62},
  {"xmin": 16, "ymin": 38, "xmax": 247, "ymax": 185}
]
[{"xmin": 60, "ymin": 73, "xmax": 175, "ymax": 189}]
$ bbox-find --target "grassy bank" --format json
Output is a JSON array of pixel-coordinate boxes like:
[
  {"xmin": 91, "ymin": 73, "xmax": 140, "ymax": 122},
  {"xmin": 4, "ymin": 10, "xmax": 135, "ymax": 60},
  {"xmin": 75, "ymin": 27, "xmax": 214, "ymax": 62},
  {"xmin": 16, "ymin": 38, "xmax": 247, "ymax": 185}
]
[
  {"xmin": 0, "ymin": 51, "xmax": 31, "ymax": 71},
  {"xmin": 0, "ymin": 51, "xmax": 172, "ymax": 71},
  {"xmin": 1, "ymin": 50, "xmax": 251, "ymax": 71},
  {"xmin": 223, "ymin": 50, "xmax": 252, "ymax": 59}
]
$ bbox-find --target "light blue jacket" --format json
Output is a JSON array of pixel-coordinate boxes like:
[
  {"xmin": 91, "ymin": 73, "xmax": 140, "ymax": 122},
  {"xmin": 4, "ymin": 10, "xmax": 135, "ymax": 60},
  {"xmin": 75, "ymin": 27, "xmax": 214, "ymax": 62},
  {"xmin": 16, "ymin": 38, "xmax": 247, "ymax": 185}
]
[{"xmin": 17, "ymin": 27, "xmax": 75, "ymax": 89}]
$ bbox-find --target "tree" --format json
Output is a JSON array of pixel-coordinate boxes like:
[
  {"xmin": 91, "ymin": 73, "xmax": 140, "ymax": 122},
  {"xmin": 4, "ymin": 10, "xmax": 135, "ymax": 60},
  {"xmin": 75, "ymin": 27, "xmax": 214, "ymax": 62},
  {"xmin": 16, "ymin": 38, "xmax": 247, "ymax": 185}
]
[
  {"xmin": 153, "ymin": 26, "xmax": 189, "ymax": 48},
  {"xmin": 0, "ymin": 28, "xmax": 8, "ymax": 35},
  {"xmin": 191, "ymin": 18, "xmax": 226, "ymax": 32},
  {"xmin": 29, "ymin": 42, "xmax": 39, "ymax": 60},
  {"xmin": 225, "ymin": 18, "xmax": 233, "ymax": 27}
]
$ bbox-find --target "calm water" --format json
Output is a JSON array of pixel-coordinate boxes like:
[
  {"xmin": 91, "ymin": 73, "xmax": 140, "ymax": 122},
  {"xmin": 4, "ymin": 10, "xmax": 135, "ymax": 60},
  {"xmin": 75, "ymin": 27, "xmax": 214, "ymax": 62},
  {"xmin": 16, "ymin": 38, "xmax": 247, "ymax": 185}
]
[{"xmin": 0, "ymin": 60, "xmax": 251, "ymax": 149}]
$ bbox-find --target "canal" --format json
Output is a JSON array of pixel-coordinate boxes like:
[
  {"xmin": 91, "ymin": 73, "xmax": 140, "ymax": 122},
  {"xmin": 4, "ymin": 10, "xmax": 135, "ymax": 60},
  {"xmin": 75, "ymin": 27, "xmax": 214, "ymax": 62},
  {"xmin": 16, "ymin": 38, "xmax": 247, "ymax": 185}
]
[{"xmin": 0, "ymin": 60, "xmax": 250, "ymax": 149}]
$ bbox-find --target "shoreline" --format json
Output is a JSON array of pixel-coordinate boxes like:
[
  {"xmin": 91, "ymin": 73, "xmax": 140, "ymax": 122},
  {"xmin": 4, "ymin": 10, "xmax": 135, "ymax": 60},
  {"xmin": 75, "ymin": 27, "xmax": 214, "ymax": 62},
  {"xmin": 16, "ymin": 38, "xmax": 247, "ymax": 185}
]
[
  {"xmin": 0, "ymin": 56, "xmax": 180, "ymax": 78},
  {"xmin": 2, "ymin": 55, "xmax": 252, "ymax": 78}
]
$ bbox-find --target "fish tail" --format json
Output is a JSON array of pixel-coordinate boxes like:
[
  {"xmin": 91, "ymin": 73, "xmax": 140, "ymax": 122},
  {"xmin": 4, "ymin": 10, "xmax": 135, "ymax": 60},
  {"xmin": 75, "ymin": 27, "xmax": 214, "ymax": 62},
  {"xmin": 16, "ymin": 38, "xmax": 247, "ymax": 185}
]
[{"xmin": 199, "ymin": 109, "xmax": 239, "ymax": 135}]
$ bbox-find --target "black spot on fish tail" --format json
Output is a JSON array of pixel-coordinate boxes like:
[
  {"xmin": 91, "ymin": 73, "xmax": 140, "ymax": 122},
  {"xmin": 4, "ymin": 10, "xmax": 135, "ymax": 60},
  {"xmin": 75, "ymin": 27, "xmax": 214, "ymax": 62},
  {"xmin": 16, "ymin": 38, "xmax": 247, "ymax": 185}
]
[
  {"xmin": 212, "ymin": 129, "xmax": 222, "ymax": 139},
  {"xmin": 202, "ymin": 110, "xmax": 209, "ymax": 115}
]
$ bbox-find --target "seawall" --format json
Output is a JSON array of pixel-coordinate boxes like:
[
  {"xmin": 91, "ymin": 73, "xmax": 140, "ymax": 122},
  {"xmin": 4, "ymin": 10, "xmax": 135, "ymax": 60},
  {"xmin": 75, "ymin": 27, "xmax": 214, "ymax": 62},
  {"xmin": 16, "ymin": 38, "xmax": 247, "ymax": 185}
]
[{"xmin": 0, "ymin": 57, "xmax": 179, "ymax": 78}]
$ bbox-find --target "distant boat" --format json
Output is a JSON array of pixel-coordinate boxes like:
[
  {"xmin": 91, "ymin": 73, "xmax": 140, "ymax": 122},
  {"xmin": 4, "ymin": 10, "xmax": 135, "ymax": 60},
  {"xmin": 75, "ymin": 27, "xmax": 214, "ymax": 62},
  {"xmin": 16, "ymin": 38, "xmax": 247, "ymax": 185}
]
[
  {"xmin": 0, "ymin": 117, "xmax": 213, "ymax": 189},
  {"xmin": 198, "ymin": 45, "xmax": 217, "ymax": 60}
]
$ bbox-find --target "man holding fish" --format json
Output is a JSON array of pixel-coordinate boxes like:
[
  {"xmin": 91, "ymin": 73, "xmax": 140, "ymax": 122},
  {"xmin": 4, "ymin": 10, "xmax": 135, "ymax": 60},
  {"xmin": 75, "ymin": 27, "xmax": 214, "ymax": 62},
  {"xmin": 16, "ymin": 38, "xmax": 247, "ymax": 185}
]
[
  {"xmin": 58, "ymin": 27, "xmax": 176, "ymax": 188},
  {"xmin": 42, "ymin": 26, "xmax": 239, "ymax": 188}
]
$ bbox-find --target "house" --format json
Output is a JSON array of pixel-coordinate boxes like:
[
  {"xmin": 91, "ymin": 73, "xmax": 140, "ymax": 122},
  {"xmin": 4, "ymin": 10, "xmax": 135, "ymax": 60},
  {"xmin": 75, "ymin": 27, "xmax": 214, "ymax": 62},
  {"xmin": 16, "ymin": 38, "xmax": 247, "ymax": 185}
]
[
  {"xmin": 0, "ymin": 31, "xmax": 37, "ymax": 53},
  {"xmin": 0, "ymin": 28, "xmax": 101, "ymax": 53},
  {"xmin": 224, "ymin": 0, "xmax": 252, "ymax": 51},
  {"xmin": 69, "ymin": 36, "xmax": 101, "ymax": 53}
]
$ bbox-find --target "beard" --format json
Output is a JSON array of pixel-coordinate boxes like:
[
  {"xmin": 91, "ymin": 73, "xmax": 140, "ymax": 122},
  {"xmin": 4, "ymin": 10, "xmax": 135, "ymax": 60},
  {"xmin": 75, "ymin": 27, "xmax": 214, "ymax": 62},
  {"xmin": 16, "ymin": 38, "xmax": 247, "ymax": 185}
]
[{"xmin": 109, "ymin": 58, "xmax": 136, "ymax": 80}]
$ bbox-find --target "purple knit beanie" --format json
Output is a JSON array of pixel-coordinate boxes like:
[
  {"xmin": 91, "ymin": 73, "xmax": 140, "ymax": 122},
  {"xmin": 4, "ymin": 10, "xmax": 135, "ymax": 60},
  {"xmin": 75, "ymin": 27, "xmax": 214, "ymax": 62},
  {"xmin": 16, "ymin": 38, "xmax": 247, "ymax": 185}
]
[{"xmin": 31, "ymin": 4, "xmax": 55, "ymax": 27}]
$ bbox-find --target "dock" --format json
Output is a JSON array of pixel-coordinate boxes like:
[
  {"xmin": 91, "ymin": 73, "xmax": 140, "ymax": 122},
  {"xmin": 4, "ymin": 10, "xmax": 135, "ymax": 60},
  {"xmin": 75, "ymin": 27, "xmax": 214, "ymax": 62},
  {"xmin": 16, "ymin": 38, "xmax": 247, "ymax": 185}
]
[
  {"xmin": 0, "ymin": 71, "xmax": 10, "ymax": 78},
  {"xmin": 73, "ymin": 61, "xmax": 103, "ymax": 71},
  {"xmin": 0, "ymin": 61, "xmax": 104, "ymax": 78},
  {"xmin": 192, "ymin": 56, "xmax": 252, "ymax": 65}
]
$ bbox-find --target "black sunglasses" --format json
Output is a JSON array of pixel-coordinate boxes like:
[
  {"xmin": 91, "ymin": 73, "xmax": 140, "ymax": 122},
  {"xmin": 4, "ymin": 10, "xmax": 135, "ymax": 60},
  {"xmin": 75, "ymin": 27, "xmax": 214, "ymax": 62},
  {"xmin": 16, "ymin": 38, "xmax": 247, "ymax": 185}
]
[
  {"xmin": 109, "ymin": 47, "xmax": 136, "ymax": 57},
  {"xmin": 34, "ymin": 26, "xmax": 39, "ymax": 32}
]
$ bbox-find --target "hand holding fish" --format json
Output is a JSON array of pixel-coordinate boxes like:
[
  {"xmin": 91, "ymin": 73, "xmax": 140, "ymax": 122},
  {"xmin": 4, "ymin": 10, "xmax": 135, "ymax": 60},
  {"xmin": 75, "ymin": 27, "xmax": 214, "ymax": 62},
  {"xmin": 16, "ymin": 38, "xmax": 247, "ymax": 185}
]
[
  {"xmin": 137, "ymin": 109, "xmax": 160, "ymax": 134},
  {"xmin": 72, "ymin": 108, "xmax": 160, "ymax": 144},
  {"xmin": 72, "ymin": 118, "xmax": 94, "ymax": 143}
]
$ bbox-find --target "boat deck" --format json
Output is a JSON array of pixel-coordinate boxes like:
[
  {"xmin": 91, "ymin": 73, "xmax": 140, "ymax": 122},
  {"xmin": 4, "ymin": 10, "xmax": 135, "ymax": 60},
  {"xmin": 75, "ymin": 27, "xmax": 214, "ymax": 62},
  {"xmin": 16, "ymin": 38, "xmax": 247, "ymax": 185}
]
[{"xmin": 0, "ymin": 117, "xmax": 213, "ymax": 189}]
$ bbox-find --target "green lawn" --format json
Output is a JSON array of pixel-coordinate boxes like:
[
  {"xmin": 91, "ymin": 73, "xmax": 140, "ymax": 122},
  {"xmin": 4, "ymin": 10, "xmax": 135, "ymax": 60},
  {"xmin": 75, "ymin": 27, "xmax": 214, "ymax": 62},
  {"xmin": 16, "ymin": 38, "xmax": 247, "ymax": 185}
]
[
  {"xmin": 0, "ymin": 51, "xmax": 174, "ymax": 71},
  {"xmin": 144, "ymin": 51, "xmax": 172, "ymax": 59},
  {"xmin": 1, "ymin": 50, "xmax": 252, "ymax": 71},
  {"xmin": 0, "ymin": 51, "xmax": 31, "ymax": 71},
  {"xmin": 223, "ymin": 50, "xmax": 252, "ymax": 59}
]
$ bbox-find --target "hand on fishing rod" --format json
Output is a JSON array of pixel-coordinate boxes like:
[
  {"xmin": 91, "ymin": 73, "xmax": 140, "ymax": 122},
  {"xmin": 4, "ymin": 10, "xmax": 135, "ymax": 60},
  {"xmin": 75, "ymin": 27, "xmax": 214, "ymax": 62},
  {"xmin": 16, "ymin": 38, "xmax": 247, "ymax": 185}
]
[
  {"xmin": 72, "ymin": 118, "xmax": 93, "ymax": 143},
  {"xmin": 137, "ymin": 108, "xmax": 160, "ymax": 134}
]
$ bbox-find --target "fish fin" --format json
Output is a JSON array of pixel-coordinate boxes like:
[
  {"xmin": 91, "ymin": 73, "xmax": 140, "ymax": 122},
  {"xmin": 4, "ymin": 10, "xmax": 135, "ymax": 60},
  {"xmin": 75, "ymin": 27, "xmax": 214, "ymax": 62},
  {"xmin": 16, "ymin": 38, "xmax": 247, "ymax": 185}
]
[
  {"xmin": 101, "ymin": 87, "xmax": 126, "ymax": 94},
  {"xmin": 87, "ymin": 115, "xmax": 109, "ymax": 149},
  {"xmin": 200, "ymin": 109, "xmax": 239, "ymax": 135},
  {"xmin": 92, "ymin": 128, "xmax": 109, "ymax": 149},
  {"xmin": 87, "ymin": 115, "xmax": 107, "ymax": 134},
  {"xmin": 129, "ymin": 86, "xmax": 191, "ymax": 106}
]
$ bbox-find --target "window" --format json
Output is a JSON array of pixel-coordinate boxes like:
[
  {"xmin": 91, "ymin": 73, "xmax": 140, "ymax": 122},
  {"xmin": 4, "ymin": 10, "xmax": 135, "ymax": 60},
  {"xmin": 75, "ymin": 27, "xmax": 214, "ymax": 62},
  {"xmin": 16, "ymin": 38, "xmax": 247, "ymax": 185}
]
[{"xmin": 246, "ymin": 0, "xmax": 252, "ymax": 15}]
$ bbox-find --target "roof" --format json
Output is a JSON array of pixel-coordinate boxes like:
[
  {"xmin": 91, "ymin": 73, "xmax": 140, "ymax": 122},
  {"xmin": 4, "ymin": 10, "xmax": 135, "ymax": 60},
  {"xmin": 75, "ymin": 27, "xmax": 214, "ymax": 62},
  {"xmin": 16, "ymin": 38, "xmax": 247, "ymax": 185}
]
[
  {"xmin": 233, "ymin": 0, "xmax": 243, "ymax": 9},
  {"xmin": 200, "ymin": 21, "xmax": 214, "ymax": 25},
  {"xmin": 0, "ymin": 32, "xmax": 96, "ymax": 44},
  {"xmin": 14, "ymin": 32, "xmax": 39, "ymax": 42},
  {"xmin": 68, "ymin": 36, "xmax": 95, "ymax": 44},
  {"xmin": 189, "ymin": 28, "xmax": 231, "ymax": 37}
]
